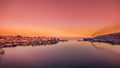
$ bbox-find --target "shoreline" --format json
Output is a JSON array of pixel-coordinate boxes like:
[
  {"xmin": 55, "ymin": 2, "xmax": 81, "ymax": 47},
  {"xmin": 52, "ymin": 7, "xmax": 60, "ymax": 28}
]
[{"xmin": 0, "ymin": 35, "xmax": 68, "ymax": 48}]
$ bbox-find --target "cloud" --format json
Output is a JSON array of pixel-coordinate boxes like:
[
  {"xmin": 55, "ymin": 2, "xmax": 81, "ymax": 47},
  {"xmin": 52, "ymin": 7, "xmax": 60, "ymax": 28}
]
[{"xmin": 92, "ymin": 21, "xmax": 120, "ymax": 36}]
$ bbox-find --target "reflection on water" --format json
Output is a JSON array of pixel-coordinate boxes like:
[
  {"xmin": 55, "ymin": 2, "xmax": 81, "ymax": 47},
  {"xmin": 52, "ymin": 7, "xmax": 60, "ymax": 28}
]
[
  {"xmin": 91, "ymin": 42, "xmax": 120, "ymax": 60},
  {"xmin": 0, "ymin": 39, "xmax": 120, "ymax": 68},
  {"xmin": 0, "ymin": 48, "xmax": 4, "ymax": 62}
]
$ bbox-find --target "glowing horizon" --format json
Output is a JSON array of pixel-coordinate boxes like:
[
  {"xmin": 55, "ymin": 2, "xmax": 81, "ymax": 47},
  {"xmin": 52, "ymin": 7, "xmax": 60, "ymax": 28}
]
[{"xmin": 0, "ymin": 0, "xmax": 120, "ymax": 37}]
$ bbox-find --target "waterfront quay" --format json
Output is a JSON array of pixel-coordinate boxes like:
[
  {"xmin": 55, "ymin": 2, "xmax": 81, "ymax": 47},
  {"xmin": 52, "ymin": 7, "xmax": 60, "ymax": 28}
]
[{"xmin": 0, "ymin": 35, "xmax": 60, "ymax": 47}]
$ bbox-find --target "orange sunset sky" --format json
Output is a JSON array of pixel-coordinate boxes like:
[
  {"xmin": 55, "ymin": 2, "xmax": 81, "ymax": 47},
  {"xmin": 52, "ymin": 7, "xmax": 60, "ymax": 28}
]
[{"xmin": 0, "ymin": 0, "xmax": 120, "ymax": 37}]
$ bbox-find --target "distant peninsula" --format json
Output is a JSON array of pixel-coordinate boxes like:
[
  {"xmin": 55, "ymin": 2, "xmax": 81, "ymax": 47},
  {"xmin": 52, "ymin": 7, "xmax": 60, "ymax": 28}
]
[{"xmin": 83, "ymin": 32, "xmax": 120, "ymax": 45}]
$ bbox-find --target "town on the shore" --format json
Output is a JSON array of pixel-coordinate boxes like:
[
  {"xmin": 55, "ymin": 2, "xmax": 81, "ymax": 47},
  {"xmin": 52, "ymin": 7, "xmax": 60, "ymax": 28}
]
[{"xmin": 0, "ymin": 35, "xmax": 68, "ymax": 48}]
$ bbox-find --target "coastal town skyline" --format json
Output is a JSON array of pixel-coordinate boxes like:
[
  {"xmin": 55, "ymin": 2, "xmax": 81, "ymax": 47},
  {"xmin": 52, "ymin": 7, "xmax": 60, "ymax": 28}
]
[{"xmin": 1, "ymin": 0, "xmax": 120, "ymax": 37}]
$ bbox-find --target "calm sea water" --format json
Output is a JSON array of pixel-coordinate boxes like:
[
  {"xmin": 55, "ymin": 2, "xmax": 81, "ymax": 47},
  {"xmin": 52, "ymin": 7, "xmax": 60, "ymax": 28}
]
[{"xmin": 0, "ymin": 38, "xmax": 120, "ymax": 68}]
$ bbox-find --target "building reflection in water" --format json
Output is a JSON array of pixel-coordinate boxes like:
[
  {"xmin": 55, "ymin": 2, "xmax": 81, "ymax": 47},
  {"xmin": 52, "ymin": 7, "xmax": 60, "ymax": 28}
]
[
  {"xmin": 0, "ymin": 42, "xmax": 58, "ymax": 63},
  {"xmin": 0, "ymin": 41, "xmax": 60, "ymax": 63},
  {"xmin": 0, "ymin": 39, "xmax": 63, "ymax": 61},
  {"xmin": 0, "ymin": 48, "xmax": 5, "ymax": 62}
]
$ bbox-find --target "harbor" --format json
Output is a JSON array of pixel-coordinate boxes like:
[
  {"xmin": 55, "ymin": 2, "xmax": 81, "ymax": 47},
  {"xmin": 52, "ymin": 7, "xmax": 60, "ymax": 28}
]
[{"xmin": 0, "ymin": 35, "xmax": 68, "ymax": 48}]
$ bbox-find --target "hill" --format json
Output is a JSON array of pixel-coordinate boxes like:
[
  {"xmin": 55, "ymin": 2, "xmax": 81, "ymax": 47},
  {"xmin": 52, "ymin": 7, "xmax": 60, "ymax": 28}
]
[{"xmin": 84, "ymin": 32, "xmax": 120, "ymax": 45}]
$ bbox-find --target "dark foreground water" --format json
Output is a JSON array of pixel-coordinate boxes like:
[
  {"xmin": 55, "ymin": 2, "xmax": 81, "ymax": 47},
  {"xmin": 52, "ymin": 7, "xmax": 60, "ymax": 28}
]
[{"xmin": 0, "ymin": 38, "xmax": 120, "ymax": 68}]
